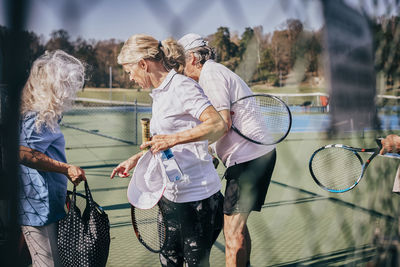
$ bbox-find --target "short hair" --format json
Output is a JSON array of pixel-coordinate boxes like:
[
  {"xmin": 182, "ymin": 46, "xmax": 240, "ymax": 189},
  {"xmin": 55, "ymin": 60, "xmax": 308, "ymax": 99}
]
[{"xmin": 186, "ymin": 45, "xmax": 216, "ymax": 66}]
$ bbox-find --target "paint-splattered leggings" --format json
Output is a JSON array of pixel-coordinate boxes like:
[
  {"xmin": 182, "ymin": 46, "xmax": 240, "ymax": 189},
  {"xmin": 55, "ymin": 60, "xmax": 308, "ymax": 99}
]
[
  {"xmin": 158, "ymin": 191, "xmax": 224, "ymax": 267},
  {"xmin": 21, "ymin": 223, "xmax": 62, "ymax": 267}
]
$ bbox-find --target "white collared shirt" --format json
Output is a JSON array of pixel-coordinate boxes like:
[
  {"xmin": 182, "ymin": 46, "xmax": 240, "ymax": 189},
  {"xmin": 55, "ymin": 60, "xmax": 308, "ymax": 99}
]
[
  {"xmin": 199, "ymin": 60, "xmax": 275, "ymax": 167},
  {"xmin": 149, "ymin": 69, "xmax": 221, "ymax": 203}
]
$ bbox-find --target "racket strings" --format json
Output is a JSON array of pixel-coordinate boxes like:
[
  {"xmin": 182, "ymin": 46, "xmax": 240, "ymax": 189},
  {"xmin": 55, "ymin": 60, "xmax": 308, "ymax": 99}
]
[
  {"xmin": 311, "ymin": 147, "xmax": 363, "ymax": 191},
  {"xmin": 133, "ymin": 206, "xmax": 166, "ymax": 252},
  {"xmin": 232, "ymin": 95, "xmax": 290, "ymax": 144}
]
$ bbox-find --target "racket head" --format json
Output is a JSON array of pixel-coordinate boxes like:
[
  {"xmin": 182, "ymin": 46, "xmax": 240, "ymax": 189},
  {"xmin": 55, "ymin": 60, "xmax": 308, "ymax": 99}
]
[
  {"xmin": 130, "ymin": 204, "xmax": 167, "ymax": 253},
  {"xmin": 230, "ymin": 94, "xmax": 292, "ymax": 145},
  {"xmin": 309, "ymin": 144, "xmax": 366, "ymax": 193}
]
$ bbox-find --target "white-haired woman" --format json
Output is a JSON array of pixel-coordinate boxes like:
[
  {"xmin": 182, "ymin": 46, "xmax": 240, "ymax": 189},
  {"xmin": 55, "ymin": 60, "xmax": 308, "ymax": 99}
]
[
  {"xmin": 178, "ymin": 33, "xmax": 277, "ymax": 267},
  {"xmin": 110, "ymin": 34, "xmax": 227, "ymax": 267},
  {"xmin": 19, "ymin": 50, "xmax": 86, "ymax": 267}
]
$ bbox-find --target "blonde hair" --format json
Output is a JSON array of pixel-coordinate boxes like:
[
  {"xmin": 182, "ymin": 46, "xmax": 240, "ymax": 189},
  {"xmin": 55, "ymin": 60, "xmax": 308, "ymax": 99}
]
[
  {"xmin": 117, "ymin": 34, "xmax": 185, "ymax": 74},
  {"xmin": 20, "ymin": 50, "xmax": 85, "ymax": 132}
]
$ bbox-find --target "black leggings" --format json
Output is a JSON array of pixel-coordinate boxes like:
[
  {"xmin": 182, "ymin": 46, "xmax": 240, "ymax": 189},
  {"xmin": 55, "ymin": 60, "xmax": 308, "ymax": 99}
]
[{"xmin": 158, "ymin": 192, "xmax": 224, "ymax": 267}]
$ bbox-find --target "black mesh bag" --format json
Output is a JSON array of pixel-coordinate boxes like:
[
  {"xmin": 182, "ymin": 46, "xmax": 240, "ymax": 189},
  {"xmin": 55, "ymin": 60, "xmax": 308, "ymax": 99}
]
[{"xmin": 57, "ymin": 181, "xmax": 110, "ymax": 267}]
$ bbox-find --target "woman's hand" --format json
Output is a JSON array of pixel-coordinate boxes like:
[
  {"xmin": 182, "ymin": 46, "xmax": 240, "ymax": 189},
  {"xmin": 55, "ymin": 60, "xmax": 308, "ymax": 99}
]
[
  {"xmin": 110, "ymin": 152, "xmax": 144, "ymax": 179},
  {"xmin": 140, "ymin": 134, "xmax": 178, "ymax": 154},
  {"xmin": 66, "ymin": 165, "xmax": 86, "ymax": 186}
]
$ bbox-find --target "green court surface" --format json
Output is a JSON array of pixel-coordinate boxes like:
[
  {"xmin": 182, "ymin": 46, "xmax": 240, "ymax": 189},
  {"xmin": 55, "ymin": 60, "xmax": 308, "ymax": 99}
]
[{"xmin": 62, "ymin": 122, "xmax": 400, "ymax": 266}]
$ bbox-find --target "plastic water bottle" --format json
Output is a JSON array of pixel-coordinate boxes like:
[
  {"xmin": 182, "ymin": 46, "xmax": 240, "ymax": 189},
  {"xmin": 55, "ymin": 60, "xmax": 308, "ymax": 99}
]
[{"xmin": 161, "ymin": 149, "xmax": 184, "ymax": 182}]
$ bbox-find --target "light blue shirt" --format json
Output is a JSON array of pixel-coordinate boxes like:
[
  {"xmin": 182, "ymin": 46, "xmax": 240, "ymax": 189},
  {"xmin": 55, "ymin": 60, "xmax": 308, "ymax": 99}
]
[{"xmin": 19, "ymin": 112, "xmax": 68, "ymax": 226}]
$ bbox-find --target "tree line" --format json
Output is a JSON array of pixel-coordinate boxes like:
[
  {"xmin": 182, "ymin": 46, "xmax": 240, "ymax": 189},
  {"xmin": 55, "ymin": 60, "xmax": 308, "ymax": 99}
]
[{"xmin": 0, "ymin": 16, "xmax": 399, "ymax": 89}]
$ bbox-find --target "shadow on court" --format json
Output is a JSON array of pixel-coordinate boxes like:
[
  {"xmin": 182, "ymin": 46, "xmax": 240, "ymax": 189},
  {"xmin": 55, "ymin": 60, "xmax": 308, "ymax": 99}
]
[{"xmin": 63, "ymin": 121, "xmax": 400, "ymax": 266}]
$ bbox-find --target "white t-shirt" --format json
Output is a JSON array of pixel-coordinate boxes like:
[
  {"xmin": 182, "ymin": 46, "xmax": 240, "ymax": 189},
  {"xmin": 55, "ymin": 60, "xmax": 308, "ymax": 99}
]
[
  {"xmin": 149, "ymin": 69, "xmax": 221, "ymax": 203},
  {"xmin": 199, "ymin": 60, "xmax": 275, "ymax": 167}
]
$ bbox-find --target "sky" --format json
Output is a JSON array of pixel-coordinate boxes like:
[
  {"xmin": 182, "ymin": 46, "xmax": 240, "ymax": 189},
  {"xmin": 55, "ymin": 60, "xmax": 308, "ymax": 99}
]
[
  {"xmin": 0, "ymin": 0, "xmax": 398, "ymax": 42},
  {"xmin": 0, "ymin": 0, "xmax": 325, "ymax": 41}
]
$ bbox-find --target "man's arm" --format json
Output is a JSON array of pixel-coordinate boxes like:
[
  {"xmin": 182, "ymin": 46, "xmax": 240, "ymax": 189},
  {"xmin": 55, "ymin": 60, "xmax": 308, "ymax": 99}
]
[
  {"xmin": 217, "ymin": 109, "xmax": 232, "ymax": 130},
  {"xmin": 141, "ymin": 106, "xmax": 228, "ymax": 153}
]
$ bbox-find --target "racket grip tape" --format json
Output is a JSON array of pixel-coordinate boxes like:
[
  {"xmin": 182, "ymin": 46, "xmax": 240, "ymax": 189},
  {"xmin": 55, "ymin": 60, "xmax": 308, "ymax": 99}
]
[{"xmin": 140, "ymin": 118, "xmax": 151, "ymax": 151}]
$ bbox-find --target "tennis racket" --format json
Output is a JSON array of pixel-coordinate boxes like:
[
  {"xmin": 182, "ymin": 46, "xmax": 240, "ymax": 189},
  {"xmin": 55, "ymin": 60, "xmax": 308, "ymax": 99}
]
[
  {"xmin": 230, "ymin": 94, "xmax": 292, "ymax": 145},
  {"xmin": 309, "ymin": 138, "xmax": 399, "ymax": 193},
  {"xmin": 130, "ymin": 118, "xmax": 167, "ymax": 253}
]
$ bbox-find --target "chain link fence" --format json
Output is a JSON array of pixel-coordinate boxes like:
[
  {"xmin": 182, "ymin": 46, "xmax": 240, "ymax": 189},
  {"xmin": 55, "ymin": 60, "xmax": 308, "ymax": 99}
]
[
  {"xmin": 2, "ymin": 0, "xmax": 400, "ymax": 266},
  {"xmin": 61, "ymin": 98, "xmax": 151, "ymax": 149}
]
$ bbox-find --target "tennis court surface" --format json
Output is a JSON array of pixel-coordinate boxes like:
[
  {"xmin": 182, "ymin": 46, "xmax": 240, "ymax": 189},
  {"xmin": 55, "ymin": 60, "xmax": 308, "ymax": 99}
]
[{"xmin": 63, "ymin": 103, "xmax": 400, "ymax": 266}]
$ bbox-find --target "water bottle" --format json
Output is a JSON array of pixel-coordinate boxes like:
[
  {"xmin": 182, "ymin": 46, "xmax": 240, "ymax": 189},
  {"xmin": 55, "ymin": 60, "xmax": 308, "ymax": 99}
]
[{"xmin": 161, "ymin": 149, "xmax": 184, "ymax": 182}]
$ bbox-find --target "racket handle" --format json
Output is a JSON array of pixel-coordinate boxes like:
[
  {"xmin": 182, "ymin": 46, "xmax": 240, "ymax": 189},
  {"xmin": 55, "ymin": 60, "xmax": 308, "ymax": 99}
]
[
  {"xmin": 376, "ymin": 137, "xmax": 383, "ymax": 148},
  {"xmin": 212, "ymin": 156, "xmax": 219, "ymax": 169},
  {"xmin": 140, "ymin": 118, "xmax": 151, "ymax": 151}
]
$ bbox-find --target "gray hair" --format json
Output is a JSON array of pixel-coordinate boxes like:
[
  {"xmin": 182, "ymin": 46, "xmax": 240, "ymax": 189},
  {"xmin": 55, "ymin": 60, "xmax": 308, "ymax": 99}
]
[
  {"xmin": 186, "ymin": 45, "xmax": 216, "ymax": 66},
  {"xmin": 20, "ymin": 50, "xmax": 85, "ymax": 132}
]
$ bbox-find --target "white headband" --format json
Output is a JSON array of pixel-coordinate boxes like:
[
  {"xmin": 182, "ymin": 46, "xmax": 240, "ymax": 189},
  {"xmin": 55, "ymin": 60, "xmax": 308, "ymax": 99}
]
[{"xmin": 178, "ymin": 33, "xmax": 208, "ymax": 51}]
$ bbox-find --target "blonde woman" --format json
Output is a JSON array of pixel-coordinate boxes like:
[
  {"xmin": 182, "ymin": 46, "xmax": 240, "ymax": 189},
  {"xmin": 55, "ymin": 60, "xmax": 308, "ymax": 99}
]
[
  {"xmin": 111, "ymin": 34, "xmax": 227, "ymax": 267},
  {"xmin": 19, "ymin": 50, "xmax": 86, "ymax": 267}
]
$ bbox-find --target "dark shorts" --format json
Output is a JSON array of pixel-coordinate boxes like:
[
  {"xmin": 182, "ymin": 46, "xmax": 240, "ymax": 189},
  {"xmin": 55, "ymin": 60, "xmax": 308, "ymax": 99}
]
[
  {"xmin": 158, "ymin": 191, "xmax": 224, "ymax": 267},
  {"xmin": 223, "ymin": 149, "xmax": 276, "ymax": 214}
]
